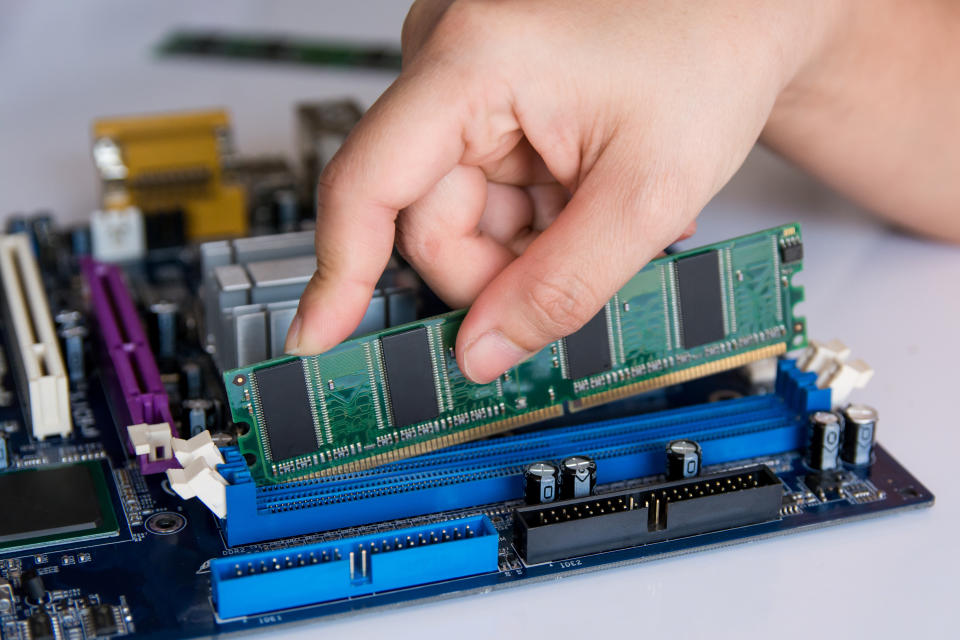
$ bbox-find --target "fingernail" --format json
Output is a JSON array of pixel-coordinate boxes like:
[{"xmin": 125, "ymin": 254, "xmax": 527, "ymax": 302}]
[
  {"xmin": 462, "ymin": 331, "xmax": 531, "ymax": 383},
  {"xmin": 284, "ymin": 313, "xmax": 303, "ymax": 355}
]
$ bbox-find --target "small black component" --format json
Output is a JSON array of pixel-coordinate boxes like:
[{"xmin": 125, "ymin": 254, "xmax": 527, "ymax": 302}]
[
  {"xmin": 666, "ymin": 439, "xmax": 702, "ymax": 480},
  {"xmin": 143, "ymin": 209, "xmax": 185, "ymax": 250},
  {"xmin": 514, "ymin": 465, "xmax": 782, "ymax": 564},
  {"xmin": 559, "ymin": 455, "xmax": 597, "ymax": 499},
  {"xmin": 90, "ymin": 604, "xmax": 119, "ymax": 635},
  {"xmin": 20, "ymin": 569, "xmax": 45, "ymax": 602},
  {"xmin": 0, "ymin": 465, "xmax": 104, "ymax": 544},
  {"xmin": 523, "ymin": 461, "xmax": 560, "ymax": 505},
  {"xmin": 805, "ymin": 470, "xmax": 849, "ymax": 501},
  {"xmin": 842, "ymin": 404, "xmax": 877, "ymax": 466},
  {"xmin": 379, "ymin": 327, "xmax": 439, "ymax": 427},
  {"xmin": 254, "ymin": 360, "xmax": 319, "ymax": 462},
  {"xmin": 674, "ymin": 251, "xmax": 725, "ymax": 348},
  {"xmin": 28, "ymin": 612, "xmax": 54, "ymax": 640},
  {"xmin": 806, "ymin": 411, "xmax": 844, "ymax": 471},
  {"xmin": 563, "ymin": 309, "xmax": 612, "ymax": 380},
  {"xmin": 780, "ymin": 241, "xmax": 803, "ymax": 264}
]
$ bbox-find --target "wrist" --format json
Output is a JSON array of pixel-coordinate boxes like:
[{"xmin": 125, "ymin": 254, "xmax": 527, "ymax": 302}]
[
  {"xmin": 765, "ymin": 1, "xmax": 860, "ymax": 120},
  {"xmin": 770, "ymin": 1, "xmax": 853, "ymax": 96}
]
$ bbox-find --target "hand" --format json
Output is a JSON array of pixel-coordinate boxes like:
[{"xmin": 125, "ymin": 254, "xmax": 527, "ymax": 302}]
[{"xmin": 286, "ymin": 0, "xmax": 841, "ymax": 382}]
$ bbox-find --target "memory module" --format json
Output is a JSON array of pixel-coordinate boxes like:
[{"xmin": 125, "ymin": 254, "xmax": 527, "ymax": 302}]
[{"xmin": 225, "ymin": 224, "xmax": 806, "ymax": 483}]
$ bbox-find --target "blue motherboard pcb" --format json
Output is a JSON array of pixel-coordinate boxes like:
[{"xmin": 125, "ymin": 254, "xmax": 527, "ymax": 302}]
[{"xmin": 0, "ymin": 218, "xmax": 934, "ymax": 640}]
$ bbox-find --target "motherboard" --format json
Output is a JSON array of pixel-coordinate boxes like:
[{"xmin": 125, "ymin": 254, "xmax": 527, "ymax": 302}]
[{"xmin": 0, "ymin": 103, "xmax": 933, "ymax": 640}]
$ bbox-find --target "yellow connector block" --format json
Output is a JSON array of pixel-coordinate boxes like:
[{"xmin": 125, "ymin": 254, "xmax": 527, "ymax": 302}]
[
  {"xmin": 92, "ymin": 109, "xmax": 248, "ymax": 239},
  {"xmin": 184, "ymin": 184, "xmax": 247, "ymax": 238}
]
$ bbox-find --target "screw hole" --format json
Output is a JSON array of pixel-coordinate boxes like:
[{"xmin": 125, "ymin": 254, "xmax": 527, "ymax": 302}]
[{"xmin": 145, "ymin": 512, "xmax": 186, "ymax": 535}]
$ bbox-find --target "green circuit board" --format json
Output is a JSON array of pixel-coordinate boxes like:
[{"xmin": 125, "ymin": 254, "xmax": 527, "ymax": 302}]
[{"xmin": 225, "ymin": 224, "xmax": 807, "ymax": 483}]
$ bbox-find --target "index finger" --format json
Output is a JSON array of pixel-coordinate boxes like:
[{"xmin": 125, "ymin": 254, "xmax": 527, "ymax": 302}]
[{"xmin": 286, "ymin": 64, "xmax": 469, "ymax": 355}]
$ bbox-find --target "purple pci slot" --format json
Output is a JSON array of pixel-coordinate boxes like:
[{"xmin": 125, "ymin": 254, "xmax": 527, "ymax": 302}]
[{"xmin": 81, "ymin": 258, "xmax": 177, "ymax": 474}]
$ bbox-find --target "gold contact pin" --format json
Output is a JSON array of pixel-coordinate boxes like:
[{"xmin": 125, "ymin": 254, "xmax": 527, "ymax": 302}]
[
  {"xmin": 572, "ymin": 343, "xmax": 786, "ymax": 411},
  {"xmin": 313, "ymin": 405, "xmax": 564, "ymax": 477}
]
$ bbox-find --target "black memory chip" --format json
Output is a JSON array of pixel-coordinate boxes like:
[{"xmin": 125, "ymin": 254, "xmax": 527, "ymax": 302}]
[
  {"xmin": 675, "ymin": 251, "xmax": 726, "ymax": 348},
  {"xmin": 380, "ymin": 327, "xmax": 439, "ymax": 427},
  {"xmin": 0, "ymin": 464, "xmax": 104, "ymax": 543},
  {"xmin": 780, "ymin": 242, "xmax": 803, "ymax": 263},
  {"xmin": 255, "ymin": 360, "xmax": 319, "ymax": 461},
  {"xmin": 564, "ymin": 308, "xmax": 612, "ymax": 380}
]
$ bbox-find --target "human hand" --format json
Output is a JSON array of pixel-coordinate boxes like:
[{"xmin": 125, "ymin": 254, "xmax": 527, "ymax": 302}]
[{"xmin": 286, "ymin": 0, "xmax": 841, "ymax": 382}]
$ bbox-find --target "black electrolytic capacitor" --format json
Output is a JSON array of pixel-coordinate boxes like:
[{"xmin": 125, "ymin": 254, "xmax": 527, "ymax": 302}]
[
  {"xmin": 666, "ymin": 439, "xmax": 702, "ymax": 480},
  {"xmin": 806, "ymin": 411, "xmax": 844, "ymax": 471},
  {"xmin": 842, "ymin": 404, "xmax": 877, "ymax": 466},
  {"xmin": 20, "ymin": 569, "xmax": 45, "ymax": 603},
  {"xmin": 559, "ymin": 455, "xmax": 597, "ymax": 499},
  {"xmin": 523, "ymin": 461, "xmax": 560, "ymax": 505}
]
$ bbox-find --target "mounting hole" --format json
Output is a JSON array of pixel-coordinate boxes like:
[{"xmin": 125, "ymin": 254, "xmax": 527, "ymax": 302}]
[
  {"xmin": 235, "ymin": 421, "xmax": 250, "ymax": 436},
  {"xmin": 145, "ymin": 512, "xmax": 187, "ymax": 535},
  {"xmin": 232, "ymin": 374, "xmax": 246, "ymax": 386},
  {"xmin": 243, "ymin": 453, "xmax": 257, "ymax": 467},
  {"xmin": 898, "ymin": 486, "xmax": 921, "ymax": 499}
]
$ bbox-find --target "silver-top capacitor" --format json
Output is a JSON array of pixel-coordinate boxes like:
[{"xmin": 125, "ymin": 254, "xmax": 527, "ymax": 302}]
[
  {"xmin": 842, "ymin": 404, "xmax": 877, "ymax": 466},
  {"xmin": 559, "ymin": 455, "xmax": 597, "ymax": 499},
  {"xmin": 806, "ymin": 411, "xmax": 843, "ymax": 470},
  {"xmin": 666, "ymin": 439, "xmax": 702, "ymax": 480},
  {"xmin": 523, "ymin": 461, "xmax": 560, "ymax": 505}
]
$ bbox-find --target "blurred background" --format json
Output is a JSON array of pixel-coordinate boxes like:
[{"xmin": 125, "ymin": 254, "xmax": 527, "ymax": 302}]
[
  {"xmin": 0, "ymin": 2, "xmax": 954, "ymax": 638},
  {"xmin": 0, "ymin": 1, "xmax": 407, "ymax": 222}
]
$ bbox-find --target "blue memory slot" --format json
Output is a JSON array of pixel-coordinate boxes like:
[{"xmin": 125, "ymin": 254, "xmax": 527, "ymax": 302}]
[{"xmin": 219, "ymin": 358, "xmax": 826, "ymax": 546}]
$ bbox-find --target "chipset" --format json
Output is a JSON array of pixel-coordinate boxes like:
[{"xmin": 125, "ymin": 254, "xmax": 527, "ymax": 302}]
[{"xmin": 0, "ymin": 461, "xmax": 119, "ymax": 552}]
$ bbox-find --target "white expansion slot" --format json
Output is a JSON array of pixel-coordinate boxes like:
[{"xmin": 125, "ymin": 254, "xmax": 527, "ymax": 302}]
[{"xmin": 0, "ymin": 234, "xmax": 72, "ymax": 438}]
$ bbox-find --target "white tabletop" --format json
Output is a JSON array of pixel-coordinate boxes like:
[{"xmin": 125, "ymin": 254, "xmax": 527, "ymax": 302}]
[{"xmin": 1, "ymin": 2, "xmax": 955, "ymax": 638}]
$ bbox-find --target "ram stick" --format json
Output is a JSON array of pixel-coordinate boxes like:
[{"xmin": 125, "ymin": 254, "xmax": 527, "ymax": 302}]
[
  {"xmin": 225, "ymin": 224, "xmax": 807, "ymax": 483},
  {"xmin": 156, "ymin": 29, "xmax": 402, "ymax": 71}
]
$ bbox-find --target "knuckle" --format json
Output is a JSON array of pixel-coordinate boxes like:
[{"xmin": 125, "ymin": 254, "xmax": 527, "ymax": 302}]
[
  {"xmin": 394, "ymin": 214, "xmax": 441, "ymax": 267},
  {"xmin": 429, "ymin": 0, "xmax": 514, "ymax": 53},
  {"xmin": 437, "ymin": 0, "xmax": 494, "ymax": 34},
  {"xmin": 401, "ymin": 0, "xmax": 429, "ymax": 43},
  {"xmin": 402, "ymin": 0, "xmax": 444, "ymax": 58},
  {"xmin": 523, "ymin": 271, "xmax": 599, "ymax": 339}
]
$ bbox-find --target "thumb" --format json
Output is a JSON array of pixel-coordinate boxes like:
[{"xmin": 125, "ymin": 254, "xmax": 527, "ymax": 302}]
[{"xmin": 456, "ymin": 151, "xmax": 694, "ymax": 383}]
